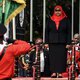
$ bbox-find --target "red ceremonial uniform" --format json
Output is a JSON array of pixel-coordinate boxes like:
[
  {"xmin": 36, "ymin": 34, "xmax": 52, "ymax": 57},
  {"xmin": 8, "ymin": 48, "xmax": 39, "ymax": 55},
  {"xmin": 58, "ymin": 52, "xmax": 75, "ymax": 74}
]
[
  {"xmin": 0, "ymin": 40, "xmax": 31, "ymax": 80},
  {"xmin": 62, "ymin": 47, "xmax": 80, "ymax": 78}
]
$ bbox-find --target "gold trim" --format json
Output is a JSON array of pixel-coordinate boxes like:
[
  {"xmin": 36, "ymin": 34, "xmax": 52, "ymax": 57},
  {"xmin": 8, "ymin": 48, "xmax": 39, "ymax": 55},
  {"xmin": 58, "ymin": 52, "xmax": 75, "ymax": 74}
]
[
  {"xmin": 0, "ymin": 2, "xmax": 3, "ymax": 7},
  {"xmin": 13, "ymin": 0, "xmax": 26, "ymax": 4},
  {"xmin": 5, "ymin": 0, "xmax": 26, "ymax": 25}
]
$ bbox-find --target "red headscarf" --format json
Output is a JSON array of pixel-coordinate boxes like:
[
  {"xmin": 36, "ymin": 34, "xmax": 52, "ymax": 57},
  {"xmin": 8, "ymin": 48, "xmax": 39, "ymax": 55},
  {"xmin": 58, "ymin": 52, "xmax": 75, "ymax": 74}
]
[{"xmin": 51, "ymin": 5, "xmax": 67, "ymax": 30}]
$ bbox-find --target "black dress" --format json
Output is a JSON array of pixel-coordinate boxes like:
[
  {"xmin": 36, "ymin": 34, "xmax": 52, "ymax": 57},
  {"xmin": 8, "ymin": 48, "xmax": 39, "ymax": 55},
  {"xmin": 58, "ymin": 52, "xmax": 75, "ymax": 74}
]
[{"xmin": 45, "ymin": 17, "xmax": 71, "ymax": 73}]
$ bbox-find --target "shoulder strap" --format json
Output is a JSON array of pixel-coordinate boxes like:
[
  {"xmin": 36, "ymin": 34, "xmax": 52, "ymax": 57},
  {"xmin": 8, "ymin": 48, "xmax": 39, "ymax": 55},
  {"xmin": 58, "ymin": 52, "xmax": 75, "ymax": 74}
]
[{"xmin": 0, "ymin": 47, "xmax": 7, "ymax": 60}]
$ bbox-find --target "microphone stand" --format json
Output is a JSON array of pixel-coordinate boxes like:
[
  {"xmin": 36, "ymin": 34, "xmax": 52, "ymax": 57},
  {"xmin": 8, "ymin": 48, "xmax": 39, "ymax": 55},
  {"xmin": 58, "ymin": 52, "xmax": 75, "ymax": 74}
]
[
  {"xmin": 71, "ymin": 44, "xmax": 76, "ymax": 80},
  {"xmin": 32, "ymin": 44, "xmax": 41, "ymax": 80}
]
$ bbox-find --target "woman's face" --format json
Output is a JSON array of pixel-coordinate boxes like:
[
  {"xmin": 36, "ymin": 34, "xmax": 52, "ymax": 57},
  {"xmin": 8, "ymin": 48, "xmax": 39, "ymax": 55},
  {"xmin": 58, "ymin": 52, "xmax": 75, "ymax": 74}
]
[{"xmin": 54, "ymin": 7, "xmax": 62, "ymax": 16}]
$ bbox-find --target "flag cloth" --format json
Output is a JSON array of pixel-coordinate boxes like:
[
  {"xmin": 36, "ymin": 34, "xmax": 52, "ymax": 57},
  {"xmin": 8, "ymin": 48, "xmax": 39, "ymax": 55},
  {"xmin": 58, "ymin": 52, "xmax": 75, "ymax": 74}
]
[{"xmin": 0, "ymin": 0, "xmax": 26, "ymax": 25}]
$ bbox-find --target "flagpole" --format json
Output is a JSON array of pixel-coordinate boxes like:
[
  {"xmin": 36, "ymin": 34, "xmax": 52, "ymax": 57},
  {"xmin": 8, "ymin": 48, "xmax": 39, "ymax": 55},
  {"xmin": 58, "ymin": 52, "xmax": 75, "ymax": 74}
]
[
  {"xmin": 2, "ymin": 0, "xmax": 9, "ymax": 40},
  {"xmin": 2, "ymin": 0, "xmax": 5, "ymax": 24},
  {"xmin": 79, "ymin": 0, "xmax": 80, "ymax": 34},
  {"xmin": 12, "ymin": 17, "xmax": 16, "ymax": 39},
  {"xmin": 30, "ymin": 0, "xmax": 33, "ymax": 42},
  {"xmin": 43, "ymin": 0, "xmax": 46, "ymax": 43},
  {"xmin": 72, "ymin": 0, "xmax": 74, "ymax": 39}
]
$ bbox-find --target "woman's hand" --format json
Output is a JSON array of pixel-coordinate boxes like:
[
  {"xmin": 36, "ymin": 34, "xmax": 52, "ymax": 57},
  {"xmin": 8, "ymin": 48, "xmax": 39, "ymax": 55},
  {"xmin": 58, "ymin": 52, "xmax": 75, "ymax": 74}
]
[
  {"xmin": 44, "ymin": 44, "xmax": 49, "ymax": 48},
  {"xmin": 66, "ymin": 45, "xmax": 71, "ymax": 49},
  {"xmin": 23, "ymin": 63, "xmax": 29, "ymax": 70}
]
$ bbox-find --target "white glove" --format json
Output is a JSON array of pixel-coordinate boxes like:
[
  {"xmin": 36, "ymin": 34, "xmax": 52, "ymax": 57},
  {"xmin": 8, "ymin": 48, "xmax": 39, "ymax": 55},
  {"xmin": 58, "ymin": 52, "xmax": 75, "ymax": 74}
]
[{"xmin": 4, "ymin": 34, "xmax": 9, "ymax": 42}]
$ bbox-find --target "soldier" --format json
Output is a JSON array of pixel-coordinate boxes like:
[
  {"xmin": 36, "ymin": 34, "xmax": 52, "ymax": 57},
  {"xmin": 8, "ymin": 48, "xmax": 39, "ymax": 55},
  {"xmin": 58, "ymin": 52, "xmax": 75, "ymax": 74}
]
[{"xmin": 0, "ymin": 24, "xmax": 31, "ymax": 80}]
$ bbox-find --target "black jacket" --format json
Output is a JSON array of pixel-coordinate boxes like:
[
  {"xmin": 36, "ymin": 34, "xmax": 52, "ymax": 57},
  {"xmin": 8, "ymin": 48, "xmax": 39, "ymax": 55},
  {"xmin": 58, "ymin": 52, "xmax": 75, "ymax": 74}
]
[{"xmin": 45, "ymin": 17, "xmax": 71, "ymax": 44}]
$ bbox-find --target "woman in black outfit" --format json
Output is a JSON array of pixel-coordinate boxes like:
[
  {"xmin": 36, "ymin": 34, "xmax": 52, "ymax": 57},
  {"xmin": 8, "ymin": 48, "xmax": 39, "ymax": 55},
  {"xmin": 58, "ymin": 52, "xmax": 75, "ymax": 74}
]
[{"xmin": 45, "ymin": 5, "xmax": 71, "ymax": 78}]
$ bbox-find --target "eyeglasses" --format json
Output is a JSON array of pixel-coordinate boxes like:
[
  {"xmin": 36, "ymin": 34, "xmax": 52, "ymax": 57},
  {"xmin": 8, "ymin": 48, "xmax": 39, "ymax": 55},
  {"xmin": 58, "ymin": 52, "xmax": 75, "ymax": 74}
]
[
  {"xmin": 74, "ymin": 38, "xmax": 79, "ymax": 39},
  {"xmin": 55, "ymin": 9, "xmax": 61, "ymax": 12}
]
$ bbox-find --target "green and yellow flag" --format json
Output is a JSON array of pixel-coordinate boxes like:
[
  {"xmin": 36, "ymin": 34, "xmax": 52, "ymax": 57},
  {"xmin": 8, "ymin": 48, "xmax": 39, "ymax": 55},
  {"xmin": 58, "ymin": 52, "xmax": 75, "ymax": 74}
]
[{"xmin": 0, "ymin": 0, "xmax": 26, "ymax": 25}]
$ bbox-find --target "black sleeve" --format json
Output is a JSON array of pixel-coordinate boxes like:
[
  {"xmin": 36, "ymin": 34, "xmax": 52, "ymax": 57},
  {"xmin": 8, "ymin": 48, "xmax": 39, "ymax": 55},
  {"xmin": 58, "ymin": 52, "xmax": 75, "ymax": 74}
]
[
  {"xmin": 7, "ymin": 38, "xmax": 16, "ymax": 44},
  {"xmin": 66, "ymin": 18, "xmax": 72, "ymax": 45},
  {"xmin": 29, "ymin": 51, "xmax": 35, "ymax": 65},
  {"xmin": 45, "ymin": 19, "xmax": 49, "ymax": 44}
]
